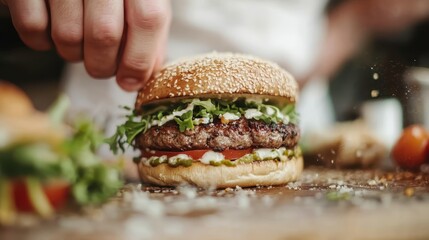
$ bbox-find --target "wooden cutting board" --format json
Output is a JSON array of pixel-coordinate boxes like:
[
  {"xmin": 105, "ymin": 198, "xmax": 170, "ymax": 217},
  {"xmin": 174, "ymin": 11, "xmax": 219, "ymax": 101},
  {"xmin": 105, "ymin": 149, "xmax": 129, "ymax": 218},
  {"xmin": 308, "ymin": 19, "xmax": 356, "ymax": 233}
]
[{"xmin": 2, "ymin": 167, "xmax": 429, "ymax": 240}]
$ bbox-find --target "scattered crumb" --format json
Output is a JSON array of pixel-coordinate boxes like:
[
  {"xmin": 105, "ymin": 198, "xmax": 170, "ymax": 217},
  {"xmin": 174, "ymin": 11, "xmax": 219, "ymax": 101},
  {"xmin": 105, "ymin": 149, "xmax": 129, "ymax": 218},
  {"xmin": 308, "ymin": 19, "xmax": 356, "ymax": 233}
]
[
  {"xmin": 367, "ymin": 180, "xmax": 377, "ymax": 186},
  {"xmin": 404, "ymin": 187, "xmax": 414, "ymax": 197}
]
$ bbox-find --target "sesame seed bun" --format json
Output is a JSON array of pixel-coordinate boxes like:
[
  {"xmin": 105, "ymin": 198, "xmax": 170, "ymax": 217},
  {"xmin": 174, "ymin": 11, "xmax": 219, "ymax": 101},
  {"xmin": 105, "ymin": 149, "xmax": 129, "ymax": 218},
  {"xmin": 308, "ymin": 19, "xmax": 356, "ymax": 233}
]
[
  {"xmin": 0, "ymin": 81, "xmax": 65, "ymax": 147},
  {"xmin": 0, "ymin": 81, "xmax": 34, "ymax": 117},
  {"xmin": 136, "ymin": 52, "xmax": 298, "ymax": 108},
  {"xmin": 138, "ymin": 157, "xmax": 303, "ymax": 188}
]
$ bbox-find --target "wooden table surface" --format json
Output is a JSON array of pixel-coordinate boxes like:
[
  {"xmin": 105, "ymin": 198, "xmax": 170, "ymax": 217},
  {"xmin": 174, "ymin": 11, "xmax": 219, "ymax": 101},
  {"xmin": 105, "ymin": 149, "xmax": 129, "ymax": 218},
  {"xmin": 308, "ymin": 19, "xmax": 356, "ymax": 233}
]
[{"xmin": 2, "ymin": 167, "xmax": 429, "ymax": 240}]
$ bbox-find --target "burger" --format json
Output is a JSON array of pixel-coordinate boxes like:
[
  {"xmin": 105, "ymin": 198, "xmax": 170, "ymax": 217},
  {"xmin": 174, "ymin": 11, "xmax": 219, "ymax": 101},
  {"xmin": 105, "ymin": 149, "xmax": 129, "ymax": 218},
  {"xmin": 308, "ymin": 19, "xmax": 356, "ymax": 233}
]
[
  {"xmin": 108, "ymin": 52, "xmax": 303, "ymax": 188},
  {"xmin": 0, "ymin": 82, "xmax": 122, "ymax": 225}
]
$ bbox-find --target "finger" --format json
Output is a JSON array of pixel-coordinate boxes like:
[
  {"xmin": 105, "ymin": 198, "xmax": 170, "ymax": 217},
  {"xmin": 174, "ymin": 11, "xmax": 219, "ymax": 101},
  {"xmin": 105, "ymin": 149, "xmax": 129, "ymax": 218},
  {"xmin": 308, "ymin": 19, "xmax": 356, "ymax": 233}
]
[
  {"xmin": 49, "ymin": 0, "xmax": 83, "ymax": 62},
  {"xmin": 117, "ymin": 0, "xmax": 171, "ymax": 91},
  {"xmin": 153, "ymin": 16, "xmax": 170, "ymax": 72},
  {"xmin": 6, "ymin": 0, "xmax": 51, "ymax": 50},
  {"xmin": 83, "ymin": 0, "xmax": 124, "ymax": 78}
]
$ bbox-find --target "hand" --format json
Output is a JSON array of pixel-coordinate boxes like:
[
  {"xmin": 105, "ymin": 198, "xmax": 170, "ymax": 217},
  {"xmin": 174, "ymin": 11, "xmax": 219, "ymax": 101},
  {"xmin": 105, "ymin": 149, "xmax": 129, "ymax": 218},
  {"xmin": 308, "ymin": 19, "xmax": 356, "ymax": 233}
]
[{"xmin": 1, "ymin": 0, "xmax": 171, "ymax": 91}]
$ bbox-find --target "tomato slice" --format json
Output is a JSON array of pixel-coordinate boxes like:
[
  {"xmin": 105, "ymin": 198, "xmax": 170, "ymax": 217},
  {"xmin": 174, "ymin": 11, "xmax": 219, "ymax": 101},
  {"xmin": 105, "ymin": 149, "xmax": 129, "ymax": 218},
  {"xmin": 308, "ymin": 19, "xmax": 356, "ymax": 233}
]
[
  {"xmin": 12, "ymin": 180, "xmax": 70, "ymax": 212},
  {"xmin": 142, "ymin": 148, "xmax": 253, "ymax": 160}
]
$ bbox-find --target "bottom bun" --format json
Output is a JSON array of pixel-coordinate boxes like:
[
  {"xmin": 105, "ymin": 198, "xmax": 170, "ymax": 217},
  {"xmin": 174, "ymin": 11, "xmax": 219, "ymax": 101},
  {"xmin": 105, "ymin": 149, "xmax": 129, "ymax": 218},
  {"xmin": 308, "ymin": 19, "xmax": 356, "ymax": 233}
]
[{"xmin": 138, "ymin": 157, "xmax": 303, "ymax": 188}]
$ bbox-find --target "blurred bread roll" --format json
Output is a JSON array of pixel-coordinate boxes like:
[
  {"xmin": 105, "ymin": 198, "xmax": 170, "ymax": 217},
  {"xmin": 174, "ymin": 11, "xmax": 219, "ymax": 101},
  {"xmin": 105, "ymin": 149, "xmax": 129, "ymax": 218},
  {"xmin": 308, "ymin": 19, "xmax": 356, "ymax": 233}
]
[
  {"xmin": 0, "ymin": 81, "xmax": 65, "ymax": 147},
  {"xmin": 0, "ymin": 81, "xmax": 34, "ymax": 116},
  {"xmin": 304, "ymin": 120, "xmax": 387, "ymax": 168}
]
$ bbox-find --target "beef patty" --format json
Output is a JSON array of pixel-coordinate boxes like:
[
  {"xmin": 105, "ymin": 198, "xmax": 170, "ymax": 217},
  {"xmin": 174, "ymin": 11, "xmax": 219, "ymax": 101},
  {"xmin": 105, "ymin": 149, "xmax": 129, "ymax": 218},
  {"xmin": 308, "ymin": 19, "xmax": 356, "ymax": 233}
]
[{"xmin": 136, "ymin": 118, "xmax": 299, "ymax": 151}]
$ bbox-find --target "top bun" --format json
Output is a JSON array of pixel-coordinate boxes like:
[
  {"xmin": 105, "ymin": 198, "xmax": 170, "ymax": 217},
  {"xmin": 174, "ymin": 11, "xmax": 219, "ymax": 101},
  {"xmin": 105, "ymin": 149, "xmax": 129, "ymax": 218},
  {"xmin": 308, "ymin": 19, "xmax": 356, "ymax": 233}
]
[
  {"xmin": 0, "ymin": 81, "xmax": 34, "ymax": 116},
  {"xmin": 0, "ymin": 81, "xmax": 65, "ymax": 147},
  {"xmin": 136, "ymin": 52, "xmax": 298, "ymax": 108}
]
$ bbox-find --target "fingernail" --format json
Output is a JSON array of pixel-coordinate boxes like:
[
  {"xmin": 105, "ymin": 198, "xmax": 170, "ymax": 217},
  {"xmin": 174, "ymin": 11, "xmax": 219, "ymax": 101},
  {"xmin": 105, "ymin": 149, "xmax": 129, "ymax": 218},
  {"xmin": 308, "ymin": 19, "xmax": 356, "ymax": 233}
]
[
  {"xmin": 118, "ymin": 77, "xmax": 141, "ymax": 91},
  {"xmin": 122, "ymin": 78, "xmax": 139, "ymax": 85}
]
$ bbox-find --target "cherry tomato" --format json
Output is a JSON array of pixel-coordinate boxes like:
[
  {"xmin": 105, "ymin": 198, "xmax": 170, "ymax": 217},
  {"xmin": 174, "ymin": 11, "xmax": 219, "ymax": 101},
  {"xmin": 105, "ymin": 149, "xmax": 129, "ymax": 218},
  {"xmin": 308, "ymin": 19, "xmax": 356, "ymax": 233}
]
[
  {"xmin": 12, "ymin": 180, "xmax": 70, "ymax": 212},
  {"xmin": 142, "ymin": 148, "xmax": 253, "ymax": 160},
  {"xmin": 392, "ymin": 125, "xmax": 429, "ymax": 170}
]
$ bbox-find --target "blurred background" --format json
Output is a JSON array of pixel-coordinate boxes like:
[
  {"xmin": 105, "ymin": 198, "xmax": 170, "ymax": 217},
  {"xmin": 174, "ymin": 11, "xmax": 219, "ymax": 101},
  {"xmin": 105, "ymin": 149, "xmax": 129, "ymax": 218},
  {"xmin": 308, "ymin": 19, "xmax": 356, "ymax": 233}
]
[{"xmin": 1, "ymin": 0, "xmax": 429, "ymax": 158}]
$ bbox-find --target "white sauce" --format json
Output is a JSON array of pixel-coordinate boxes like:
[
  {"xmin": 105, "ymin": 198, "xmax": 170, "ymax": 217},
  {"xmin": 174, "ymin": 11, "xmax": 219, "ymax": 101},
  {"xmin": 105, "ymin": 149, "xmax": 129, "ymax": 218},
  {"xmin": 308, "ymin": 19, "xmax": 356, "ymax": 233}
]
[
  {"xmin": 146, "ymin": 98, "xmax": 291, "ymax": 129},
  {"xmin": 193, "ymin": 117, "xmax": 210, "ymax": 125},
  {"xmin": 168, "ymin": 154, "xmax": 191, "ymax": 165},
  {"xmin": 150, "ymin": 103, "xmax": 195, "ymax": 127},
  {"xmin": 142, "ymin": 155, "xmax": 167, "ymax": 166},
  {"xmin": 200, "ymin": 151, "xmax": 225, "ymax": 164},
  {"xmin": 221, "ymin": 112, "xmax": 240, "ymax": 121},
  {"xmin": 142, "ymin": 147, "xmax": 292, "ymax": 166},
  {"xmin": 263, "ymin": 106, "xmax": 290, "ymax": 123},
  {"xmin": 265, "ymin": 106, "xmax": 275, "ymax": 116},
  {"xmin": 254, "ymin": 147, "xmax": 286, "ymax": 160},
  {"xmin": 281, "ymin": 115, "xmax": 290, "ymax": 124},
  {"xmin": 244, "ymin": 109, "xmax": 263, "ymax": 119}
]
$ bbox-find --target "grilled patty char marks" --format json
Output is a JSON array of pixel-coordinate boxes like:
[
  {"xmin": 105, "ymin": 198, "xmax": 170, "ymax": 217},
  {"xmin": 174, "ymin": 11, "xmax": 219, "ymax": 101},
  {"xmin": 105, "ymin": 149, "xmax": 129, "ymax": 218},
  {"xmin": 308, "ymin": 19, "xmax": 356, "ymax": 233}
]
[{"xmin": 137, "ymin": 118, "xmax": 299, "ymax": 151}]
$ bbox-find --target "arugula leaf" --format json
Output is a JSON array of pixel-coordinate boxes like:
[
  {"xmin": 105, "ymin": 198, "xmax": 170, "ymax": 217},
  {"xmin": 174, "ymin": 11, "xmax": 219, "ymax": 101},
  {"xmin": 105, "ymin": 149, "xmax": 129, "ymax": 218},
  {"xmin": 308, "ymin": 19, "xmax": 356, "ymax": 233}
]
[
  {"xmin": 174, "ymin": 110, "xmax": 194, "ymax": 132},
  {"xmin": 191, "ymin": 99, "xmax": 216, "ymax": 112},
  {"xmin": 72, "ymin": 163, "xmax": 122, "ymax": 205},
  {"xmin": 105, "ymin": 117, "xmax": 149, "ymax": 154},
  {"xmin": 281, "ymin": 104, "xmax": 299, "ymax": 124},
  {"xmin": 65, "ymin": 120, "xmax": 123, "ymax": 205},
  {"xmin": 124, "ymin": 119, "xmax": 148, "ymax": 144},
  {"xmin": 47, "ymin": 94, "xmax": 70, "ymax": 125}
]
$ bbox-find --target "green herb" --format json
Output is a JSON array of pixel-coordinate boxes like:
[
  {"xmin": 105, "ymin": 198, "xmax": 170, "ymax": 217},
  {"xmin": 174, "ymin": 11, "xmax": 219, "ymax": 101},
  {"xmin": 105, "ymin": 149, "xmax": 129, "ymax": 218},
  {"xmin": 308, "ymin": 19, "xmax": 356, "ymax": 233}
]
[
  {"xmin": 221, "ymin": 160, "xmax": 236, "ymax": 167},
  {"xmin": 169, "ymin": 159, "xmax": 193, "ymax": 167},
  {"xmin": 209, "ymin": 161, "xmax": 222, "ymax": 166}
]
